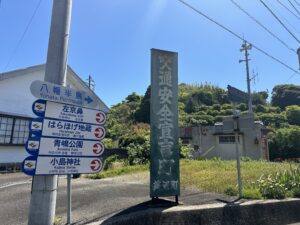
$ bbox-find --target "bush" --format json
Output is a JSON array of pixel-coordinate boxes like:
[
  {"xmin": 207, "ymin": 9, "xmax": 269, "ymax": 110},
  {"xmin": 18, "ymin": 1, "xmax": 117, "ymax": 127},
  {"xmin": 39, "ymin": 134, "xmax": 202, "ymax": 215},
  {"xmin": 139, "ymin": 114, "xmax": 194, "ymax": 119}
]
[
  {"xmin": 242, "ymin": 188, "xmax": 262, "ymax": 199},
  {"xmin": 292, "ymin": 187, "xmax": 300, "ymax": 198},
  {"xmin": 237, "ymin": 103, "xmax": 247, "ymax": 111},
  {"xmin": 215, "ymin": 115, "xmax": 223, "ymax": 122},
  {"xmin": 241, "ymin": 156, "xmax": 252, "ymax": 162},
  {"xmin": 104, "ymin": 155, "xmax": 119, "ymax": 170},
  {"xmin": 255, "ymin": 104, "xmax": 267, "ymax": 113},
  {"xmin": 221, "ymin": 104, "xmax": 232, "ymax": 110},
  {"xmin": 212, "ymin": 104, "xmax": 221, "ymax": 111},
  {"xmin": 286, "ymin": 105, "xmax": 300, "ymax": 126},
  {"xmin": 269, "ymin": 127, "xmax": 300, "ymax": 160},
  {"xmin": 256, "ymin": 166, "xmax": 300, "ymax": 199},
  {"xmin": 257, "ymin": 113, "xmax": 286, "ymax": 128},
  {"xmin": 180, "ymin": 142, "xmax": 192, "ymax": 159},
  {"xmin": 257, "ymin": 175, "xmax": 286, "ymax": 199},
  {"xmin": 224, "ymin": 186, "xmax": 238, "ymax": 196},
  {"xmin": 126, "ymin": 139, "xmax": 150, "ymax": 165}
]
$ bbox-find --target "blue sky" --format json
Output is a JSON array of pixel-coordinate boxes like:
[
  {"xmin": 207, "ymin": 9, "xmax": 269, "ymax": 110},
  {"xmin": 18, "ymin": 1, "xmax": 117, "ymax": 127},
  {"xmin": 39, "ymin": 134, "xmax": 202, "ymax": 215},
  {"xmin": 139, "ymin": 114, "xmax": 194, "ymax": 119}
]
[{"xmin": 1, "ymin": 0, "xmax": 300, "ymax": 107}]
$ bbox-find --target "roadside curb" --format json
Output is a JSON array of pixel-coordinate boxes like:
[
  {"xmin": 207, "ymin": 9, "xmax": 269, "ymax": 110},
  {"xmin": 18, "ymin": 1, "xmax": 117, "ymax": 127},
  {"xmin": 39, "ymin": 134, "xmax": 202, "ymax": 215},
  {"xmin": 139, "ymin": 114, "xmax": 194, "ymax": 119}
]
[{"xmin": 87, "ymin": 198, "xmax": 300, "ymax": 225}]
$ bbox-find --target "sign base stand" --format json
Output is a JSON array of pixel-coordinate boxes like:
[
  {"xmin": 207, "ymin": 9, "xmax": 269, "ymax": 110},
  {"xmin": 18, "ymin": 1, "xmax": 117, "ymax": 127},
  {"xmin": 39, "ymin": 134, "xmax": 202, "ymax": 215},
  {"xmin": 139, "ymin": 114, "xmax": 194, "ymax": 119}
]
[{"xmin": 151, "ymin": 196, "xmax": 179, "ymax": 205}]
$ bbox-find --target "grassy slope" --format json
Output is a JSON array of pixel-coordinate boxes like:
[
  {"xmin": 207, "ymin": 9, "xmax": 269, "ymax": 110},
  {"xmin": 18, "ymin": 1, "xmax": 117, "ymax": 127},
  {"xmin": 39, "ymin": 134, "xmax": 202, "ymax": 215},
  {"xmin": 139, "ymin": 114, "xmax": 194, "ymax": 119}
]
[
  {"xmin": 88, "ymin": 160, "xmax": 293, "ymax": 193},
  {"xmin": 180, "ymin": 160, "xmax": 291, "ymax": 192}
]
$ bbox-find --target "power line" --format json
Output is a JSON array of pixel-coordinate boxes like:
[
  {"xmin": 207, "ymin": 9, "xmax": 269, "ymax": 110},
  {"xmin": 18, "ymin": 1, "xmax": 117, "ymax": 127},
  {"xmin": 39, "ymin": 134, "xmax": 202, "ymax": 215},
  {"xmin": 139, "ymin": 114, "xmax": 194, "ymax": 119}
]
[
  {"xmin": 293, "ymin": 0, "xmax": 300, "ymax": 8},
  {"xmin": 266, "ymin": 0, "xmax": 300, "ymax": 35},
  {"xmin": 275, "ymin": 0, "xmax": 300, "ymax": 20},
  {"xmin": 230, "ymin": 0, "xmax": 296, "ymax": 53},
  {"xmin": 287, "ymin": 0, "xmax": 300, "ymax": 16},
  {"xmin": 285, "ymin": 71, "xmax": 297, "ymax": 82},
  {"xmin": 177, "ymin": 0, "xmax": 300, "ymax": 76},
  {"xmin": 259, "ymin": 0, "xmax": 300, "ymax": 44},
  {"xmin": 3, "ymin": 0, "xmax": 42, "ymax": 71}
]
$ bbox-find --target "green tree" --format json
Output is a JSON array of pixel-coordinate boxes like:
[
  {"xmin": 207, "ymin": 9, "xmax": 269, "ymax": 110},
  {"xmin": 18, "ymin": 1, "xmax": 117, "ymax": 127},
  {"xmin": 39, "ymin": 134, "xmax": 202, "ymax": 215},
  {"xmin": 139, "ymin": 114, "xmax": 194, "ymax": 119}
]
[
  {"xmin": 271, "ymin": 84, "xmax": 300, "ymax": 109},
  {"xmin": 135, "ymin": 86, "xmax": 150, "ymax": 123},
  {"xmin": 269, "ymin": 127, "xmax": 300, "ymax": 160},
  {"xmin": 126, "ymin": 92, "xmax": 142, "ymax": 103},
  {"xmin": 252, "ymin": 91, "xmax": 268, "ymax": 105},
  {"xmin": 285, "ymin": 105, "xmax": 300, "ymax": 126},
  {"xmin": 185, "ymin": 98, "xmax": 197, "ymax": 113},
  {"xmin": 237, "ymin": 103, "xmax": 247, "ymax": 111},
  {"xmin": 256, "ymin": 113, "xmax": 286, "ymax": 128},
  {"xmin": 255, "ymin": 104, "xmax": 267, "ymax": 113}
]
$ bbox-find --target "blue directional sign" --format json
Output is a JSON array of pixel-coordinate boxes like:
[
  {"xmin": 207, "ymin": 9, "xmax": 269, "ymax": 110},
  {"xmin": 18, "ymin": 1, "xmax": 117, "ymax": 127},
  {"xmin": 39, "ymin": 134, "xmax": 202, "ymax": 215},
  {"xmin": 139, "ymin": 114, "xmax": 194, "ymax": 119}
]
[
  {"xmin": 23, "ymin": 81, "xmax": 108, "ymax": 176},
  {"xmin": 22, "ymin": 156, "xmax": 37, "ymax": 176},
  {"xmin": 22, "ymin": 155, "xmax": 103, "ymax": 176},
  {"xmin": 32, "ymin": 99, "xmax": 106, "ymax": 125},
  {"xmin": 30, "ymin": 80, "xmax": 98, "ymax": 108},
  {"xmin": 29, "ymin": 118, "xmax": 106, "ymax": 140},
  {"xmin": 26, "ymin": 137, "xmax": 105, "ymax": 157}
]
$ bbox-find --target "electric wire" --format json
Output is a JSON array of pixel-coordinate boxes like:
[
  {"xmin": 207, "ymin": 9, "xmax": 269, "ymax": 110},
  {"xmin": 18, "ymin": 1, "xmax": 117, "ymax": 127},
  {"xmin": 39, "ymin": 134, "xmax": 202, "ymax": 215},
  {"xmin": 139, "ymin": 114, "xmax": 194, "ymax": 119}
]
[
  {"xmin": 293, "ymin": 0, "xmax": 300, "ymax": 8},
  {"xmin": 285, "ymin": 71, "xmax": 298, "ymax": 82},
  {"xmin": 177, "ymin": 0, "xmax": 300, "ymax": 76},
  {"xmin": 230, "ymin": 0, "xmax": 296, "ymax": 53},
  {"xmin": 275, "ymin": 0, "xmax": 300, "ymax": 20},
  {"xmin": 265, "ymin": 0, "xmax": 300, "ymax": 35},
  {"xmin": 259, "ymin": 0, "xmax": 300, "ymax": 44},
  {"xmin": 287, "ymin": 0, "xmax": 300, "ymax": 16},
  {"xmin": 3, "ymin": 0, "xmax": 42, "ymax": 71}
]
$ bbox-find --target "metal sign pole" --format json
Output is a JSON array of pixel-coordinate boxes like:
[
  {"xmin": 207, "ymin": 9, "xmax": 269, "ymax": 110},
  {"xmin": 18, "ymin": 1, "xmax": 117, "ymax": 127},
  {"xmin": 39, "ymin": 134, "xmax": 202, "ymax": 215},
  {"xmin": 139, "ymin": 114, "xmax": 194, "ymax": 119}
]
[
  {"xmin": 233, "ymin": 103, "xmax": 242, "ymax": 198},
  {"xmin": 28, "ymin": 1, "xmax": 72, "ymax": 224},
  {"xmin": 67, "ymin": 175, "xmax": 72, "ymax": 224}
]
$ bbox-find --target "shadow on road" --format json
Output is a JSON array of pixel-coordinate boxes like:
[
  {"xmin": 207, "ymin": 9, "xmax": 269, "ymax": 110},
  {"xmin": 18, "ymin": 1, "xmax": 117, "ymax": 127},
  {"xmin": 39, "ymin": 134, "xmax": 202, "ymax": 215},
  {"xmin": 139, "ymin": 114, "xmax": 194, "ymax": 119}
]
[{"xmin": 100, "ymin": 198, "xmax": 177, "ymax": 225}]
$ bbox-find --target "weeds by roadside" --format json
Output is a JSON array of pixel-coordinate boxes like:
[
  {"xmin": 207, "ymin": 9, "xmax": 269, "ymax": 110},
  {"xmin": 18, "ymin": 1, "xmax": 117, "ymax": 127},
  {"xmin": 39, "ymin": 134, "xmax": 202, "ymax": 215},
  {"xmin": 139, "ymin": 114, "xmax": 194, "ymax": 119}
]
[{"xmin": 88, "ymin": 159, "xmax": 300, "ymax": 200}]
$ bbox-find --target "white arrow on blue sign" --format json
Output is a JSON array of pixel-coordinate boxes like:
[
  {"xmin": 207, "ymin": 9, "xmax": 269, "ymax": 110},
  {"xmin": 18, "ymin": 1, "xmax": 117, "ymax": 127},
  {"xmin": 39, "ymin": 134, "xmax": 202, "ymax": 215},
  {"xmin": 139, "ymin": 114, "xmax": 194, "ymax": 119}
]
[
  {"xmin": 30, "ymin": 80, "xmax": 98, "ymax": 108},
  {"xmin": 30, "ymin": 118, "xmax": 106, "ymax": 140},
  {"xmin": 26, "ymin": 137, "xmax": 105, "ymax": 157},
  {"xmin": 32, "ymin": 99, "xmax": 106, "ymax": 125},
  {"xmin": 22, "ymin": 155, "xmax": 103, "ymax": 176}
]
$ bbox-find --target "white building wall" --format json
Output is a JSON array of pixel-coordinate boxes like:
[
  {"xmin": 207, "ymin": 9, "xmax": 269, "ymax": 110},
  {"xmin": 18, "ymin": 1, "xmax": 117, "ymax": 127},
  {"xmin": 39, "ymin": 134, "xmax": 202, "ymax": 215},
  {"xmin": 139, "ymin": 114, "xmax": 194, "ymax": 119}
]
[
  {"xmin": 0, "ymin": 146, "xmax": 27, "ymax": 163},
  {"xmin": 0, "ymin": 67, "xmax": 85, "ymax": 117},
  {"xmin": 182, "ymin": 115, "xmax": 265, "ymax": 160},
  {"xmin": 0, "ymin": 69, "xmax": 42, "ymax": 117}
]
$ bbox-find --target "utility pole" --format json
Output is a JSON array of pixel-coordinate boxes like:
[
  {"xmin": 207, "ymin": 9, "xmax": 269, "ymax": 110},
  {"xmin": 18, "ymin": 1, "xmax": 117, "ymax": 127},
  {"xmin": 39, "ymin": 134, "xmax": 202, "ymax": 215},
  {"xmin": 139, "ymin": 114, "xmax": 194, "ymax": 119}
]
[
  {"xmin": 88, "ymin": 75, "xmax": 92, "ymax": 88},
  {"xmin": 86, "ymin": 75, "xmax": 95, "ymax": 91},
  {"xmin": 239, "ymin": 40, "xmax": 253, "ymax": 114},
  {"xmin": 28, "ymin": 1, "xmax": 72, "ymax": 225}
]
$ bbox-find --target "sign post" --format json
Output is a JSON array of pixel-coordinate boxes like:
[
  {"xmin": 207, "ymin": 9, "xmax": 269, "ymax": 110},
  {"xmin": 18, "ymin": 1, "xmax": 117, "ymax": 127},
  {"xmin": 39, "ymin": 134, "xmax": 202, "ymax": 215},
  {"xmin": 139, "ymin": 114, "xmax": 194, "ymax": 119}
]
[
  {"xmin": 150, "ymin": 49, "xmax": 180, "ymax": 202},
  {"xmin": 228, "ymin": 85, "xmax": 247, "ymax": 199},
  {"xmin": 67, "ymin": 174, "xmax": 72, "ymax": 224},
  {"xmin": 28, "ymin": 1, "xmax": 72, "ymax": 224}
]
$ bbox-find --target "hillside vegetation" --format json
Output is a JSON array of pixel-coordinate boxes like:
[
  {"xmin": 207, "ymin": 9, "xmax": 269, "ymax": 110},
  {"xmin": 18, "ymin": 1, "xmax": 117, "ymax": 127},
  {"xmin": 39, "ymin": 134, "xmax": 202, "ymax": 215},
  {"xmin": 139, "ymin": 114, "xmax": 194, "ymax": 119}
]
[{"xmin": 104, "ymin": 83, "xmax": 300, "ymax": 161}]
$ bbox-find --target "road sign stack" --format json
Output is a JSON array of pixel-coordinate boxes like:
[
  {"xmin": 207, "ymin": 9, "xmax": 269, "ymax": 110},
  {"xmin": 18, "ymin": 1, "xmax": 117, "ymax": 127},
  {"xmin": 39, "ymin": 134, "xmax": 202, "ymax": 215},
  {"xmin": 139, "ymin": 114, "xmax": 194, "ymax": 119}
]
[{"xmin": 22, "ymin": 81, "xmax": 107, "ymax": 176}]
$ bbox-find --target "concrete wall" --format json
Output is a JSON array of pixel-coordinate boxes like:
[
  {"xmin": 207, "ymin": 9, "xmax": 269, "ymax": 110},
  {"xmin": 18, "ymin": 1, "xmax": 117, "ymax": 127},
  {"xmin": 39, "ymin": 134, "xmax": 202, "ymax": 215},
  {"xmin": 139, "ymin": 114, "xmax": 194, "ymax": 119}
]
[
  {"xmin": 180, "ymin": 115, "xmax": 266, "ymax": 160},
  {"xmin": 96, "ymin": 199, "xmax": 300, "ymax": 225}
]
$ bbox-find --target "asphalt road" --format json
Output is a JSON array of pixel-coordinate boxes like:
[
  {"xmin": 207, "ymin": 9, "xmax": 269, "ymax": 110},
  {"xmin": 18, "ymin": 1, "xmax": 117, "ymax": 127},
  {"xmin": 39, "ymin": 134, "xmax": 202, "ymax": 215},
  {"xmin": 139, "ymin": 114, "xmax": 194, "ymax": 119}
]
[{"xmin": 0, "ymin": 173, "xmax": 233, "ymax": 225}]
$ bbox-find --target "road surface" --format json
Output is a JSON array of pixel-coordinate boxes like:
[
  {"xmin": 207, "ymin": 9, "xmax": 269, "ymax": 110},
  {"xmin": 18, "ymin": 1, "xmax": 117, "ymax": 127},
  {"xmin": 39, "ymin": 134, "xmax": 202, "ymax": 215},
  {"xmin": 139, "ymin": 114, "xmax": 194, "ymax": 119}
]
[{"xmin": 0, "ymin": 173, "xmax": 232, "ymax": 225}]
